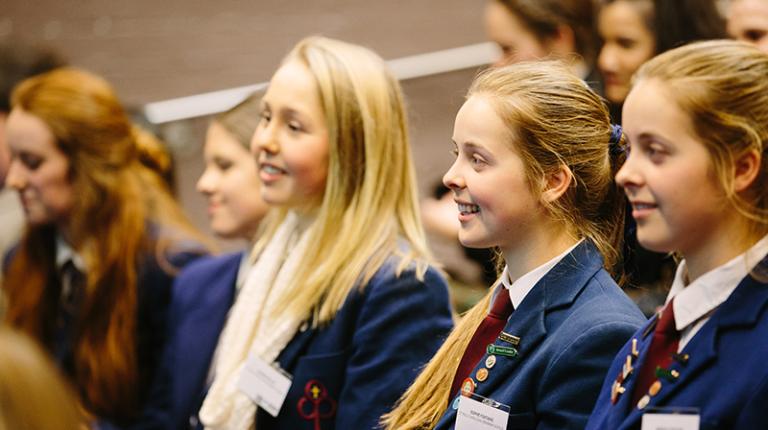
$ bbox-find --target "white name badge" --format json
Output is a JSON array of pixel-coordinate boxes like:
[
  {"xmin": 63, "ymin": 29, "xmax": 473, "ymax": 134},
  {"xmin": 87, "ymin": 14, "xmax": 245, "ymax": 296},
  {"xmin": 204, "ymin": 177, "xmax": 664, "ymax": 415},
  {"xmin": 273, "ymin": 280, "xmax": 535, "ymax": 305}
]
[
  {"xmin": 456, "ymin": 393, "xmax": 510, "ymax": 430},
  {"xmin": 641, "ymin": 410, "xmax": 700, "ymax": 430},
  {"xmin": 236, "ymin": 356, "xmax": 293, "ymax": 417}
]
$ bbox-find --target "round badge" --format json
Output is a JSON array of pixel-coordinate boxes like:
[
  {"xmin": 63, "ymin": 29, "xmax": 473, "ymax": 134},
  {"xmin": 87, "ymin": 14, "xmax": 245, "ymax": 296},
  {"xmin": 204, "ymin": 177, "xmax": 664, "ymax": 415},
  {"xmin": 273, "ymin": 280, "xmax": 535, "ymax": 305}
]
[
  {"xmin": 460, "ymin": 377, "xmax": 475, "ymax": 396},
  {"xmin": 485, "ymin": 355, "xmax": 497, "ymax": 369},
  {"xmin": 648, "ymin": 380, "xmax": 662, "ymax": 396},
  {"xmin": 637, "ymin": 394, "xmax": 650, "ymax": 410},
  {"xmin": 452, "ymin": 396, "xmax": 461, "ymax": 410},
  {"xmin": 476, "ymin": 368, "xmax": 489, "ymax": 382}
]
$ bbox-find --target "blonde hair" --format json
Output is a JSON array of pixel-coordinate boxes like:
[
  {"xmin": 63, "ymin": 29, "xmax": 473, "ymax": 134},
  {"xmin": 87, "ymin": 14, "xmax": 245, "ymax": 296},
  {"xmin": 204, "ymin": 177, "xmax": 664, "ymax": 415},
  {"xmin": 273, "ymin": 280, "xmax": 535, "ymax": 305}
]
[
  {"xmin": 633, "ymin": 40, "xmax": 768, "ymax": 239},
  {"xmin": 0, "ymin": 325, "xmax": 84, "ymax": 430},
  {"xmin": 382, "ymin": 61, "xmax": 624, "ymax": 429},
  {"xmin": 253, "ymin": 36, "xmax": 432, "ymax": 326}
]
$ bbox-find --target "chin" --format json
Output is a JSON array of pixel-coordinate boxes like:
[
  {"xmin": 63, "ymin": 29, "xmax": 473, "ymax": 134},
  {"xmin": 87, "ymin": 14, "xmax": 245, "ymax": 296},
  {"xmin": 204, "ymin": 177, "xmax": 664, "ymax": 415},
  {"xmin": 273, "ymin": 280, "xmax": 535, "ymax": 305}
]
[{"xmin": 635, "ymin": 233, "xmax": 674, "ymax": 254}]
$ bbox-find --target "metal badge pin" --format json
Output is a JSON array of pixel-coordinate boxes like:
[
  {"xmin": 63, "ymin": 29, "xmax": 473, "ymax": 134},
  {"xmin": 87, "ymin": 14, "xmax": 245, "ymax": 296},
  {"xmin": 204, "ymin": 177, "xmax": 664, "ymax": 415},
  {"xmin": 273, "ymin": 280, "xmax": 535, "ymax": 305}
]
[
  {"xmin": 648, "ymin": 380, "xmax": 662, "ymax": 396},
  {"xmin": 452, "ymin": 396, "xmax": 461, "ymax": 410},
  {"xmin": 485, "ymin": 355, "xmax": 497, "ymax": 369},
  {"xmin": 672, "ymin": 352, "xmax": 689, "ymax": 364},
  {"xmin": 487, "ymin": 344, "xmax": 518, "ymax": 358},
  {"xmin": 610, "ymin": 380, "xmax": 626, "ymax": 404},
  {"xmin": 476, "ymin": 368, "xmax": 489, "ymax": 382},
  {"xmin": 460, "ymin": 377, "xmax": 476, "ymax": 397},
  {"xmin": 637, "ymin": 395, "xmax": 650, "ymax": 410},
  {"xmin": 622, "ymin": 355, "xmax": 633, "ymax": 380},
  {"xmin": 631, "ymin": 339, "xmax": 639, "ymax": 357},
  {"xmin": 498, "ymin": 332, "xmax": 521, "ymax": 346}
]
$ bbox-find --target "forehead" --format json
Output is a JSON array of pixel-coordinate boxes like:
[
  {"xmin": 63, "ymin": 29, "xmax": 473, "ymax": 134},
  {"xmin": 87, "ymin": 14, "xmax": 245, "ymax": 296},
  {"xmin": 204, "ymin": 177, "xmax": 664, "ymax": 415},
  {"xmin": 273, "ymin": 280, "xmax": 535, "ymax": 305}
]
[
  {"xmin": 5, "ymin": 108, "xmax": 57, "ymax": 151},
  {"xmin": 454, "ymin": 95, "xmax": 514, "ymax": 146},
  {"xmin": 263, "ymin": 60, "xmax": 320, "ymax": 108},
  {"xmin": 599, "ymin": 1, "xmax": 652, "ymax": 34},
  {"xmin": 729, "ymin": 0, "xmax": 768, "ymax": 26},
  {"xmin": 622, "ymin": 79, "xmax": 696, "ymax": 136}
]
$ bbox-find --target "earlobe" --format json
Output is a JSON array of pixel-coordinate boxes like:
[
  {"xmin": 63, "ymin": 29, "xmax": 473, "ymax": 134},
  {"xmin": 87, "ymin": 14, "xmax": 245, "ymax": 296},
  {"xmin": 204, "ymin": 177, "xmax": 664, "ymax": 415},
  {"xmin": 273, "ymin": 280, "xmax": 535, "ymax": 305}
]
[
  {"xmin": 733, "ymin": 149, "xmax": 761, "ymax": 193},
  {"xmin": 541, "ymin": 164, "xmax": 573, "ymax": 203}
]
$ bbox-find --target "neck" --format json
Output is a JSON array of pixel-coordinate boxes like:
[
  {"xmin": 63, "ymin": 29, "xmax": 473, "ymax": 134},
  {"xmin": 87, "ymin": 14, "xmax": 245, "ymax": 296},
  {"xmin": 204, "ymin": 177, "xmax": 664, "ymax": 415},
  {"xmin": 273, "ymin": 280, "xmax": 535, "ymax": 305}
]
[
  {"xmin": 682, "ymin": 216, "xmax": 760, "ymax": 282},
  {"xmin": 502, "ymin": 221, "xmax": 578, "ymax": 283}
]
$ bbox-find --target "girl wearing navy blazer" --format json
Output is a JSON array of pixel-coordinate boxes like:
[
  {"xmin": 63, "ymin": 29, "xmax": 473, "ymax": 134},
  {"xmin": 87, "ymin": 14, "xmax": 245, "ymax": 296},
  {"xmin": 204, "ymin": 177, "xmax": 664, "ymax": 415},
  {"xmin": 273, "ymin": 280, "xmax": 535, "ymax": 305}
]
[
  {"xmin": 383, "ymin": 61, "xmax": 645, "ymax": 430},
  {"xmin": 164, "ymin": 93, "xmax": 270, "ymax": 429},
  {"xmin": 197, "ymin": 36, "xmax": 453, "ymax": 430},
  {"xmin": 586, "ymin": 40, "xmax": 768, "ymax": 429},
  {"xmin": 1, "ymin": 68, "xmax": 210, "ymax": 428}
]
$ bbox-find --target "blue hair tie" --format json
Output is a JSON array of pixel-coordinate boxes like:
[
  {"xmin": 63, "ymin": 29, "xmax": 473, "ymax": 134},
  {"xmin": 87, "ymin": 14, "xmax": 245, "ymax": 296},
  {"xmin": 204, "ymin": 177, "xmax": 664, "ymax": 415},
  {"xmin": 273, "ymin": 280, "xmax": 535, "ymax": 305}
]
[{"xmin": 609, "ymin": 124, "xmax": 624, "ymax": 157}]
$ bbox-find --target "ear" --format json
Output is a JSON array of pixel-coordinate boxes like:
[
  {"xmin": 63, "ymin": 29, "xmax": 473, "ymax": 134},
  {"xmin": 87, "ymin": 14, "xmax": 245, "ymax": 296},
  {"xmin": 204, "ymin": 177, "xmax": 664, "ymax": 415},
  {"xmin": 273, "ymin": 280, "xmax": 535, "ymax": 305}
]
[
  {"xmin": 546, "ymin": 24, "xmax": 576, "ymax": 58},
  {"xmin": 733, "ymin": 148, "xmax": 761, "ymax": 193},
  {"xmin": 541, "ymin": 164, "xmax": 573, "ymax": 203}
]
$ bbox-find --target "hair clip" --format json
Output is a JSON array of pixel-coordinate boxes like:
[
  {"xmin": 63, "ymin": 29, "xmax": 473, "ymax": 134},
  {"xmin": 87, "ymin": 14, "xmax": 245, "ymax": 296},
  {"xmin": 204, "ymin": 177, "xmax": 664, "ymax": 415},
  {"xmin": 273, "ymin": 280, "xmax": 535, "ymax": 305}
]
[{"xmin": 609, "ymin": 124, "xmax": 625, "ymax": 157}]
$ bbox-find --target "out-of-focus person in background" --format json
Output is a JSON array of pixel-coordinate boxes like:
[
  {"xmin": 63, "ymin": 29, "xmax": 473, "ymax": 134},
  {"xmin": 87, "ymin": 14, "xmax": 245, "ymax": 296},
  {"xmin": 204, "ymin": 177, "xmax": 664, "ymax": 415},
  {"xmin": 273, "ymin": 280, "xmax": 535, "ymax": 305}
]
[
  {"xmin": 597, "ymin": 0, "xmax": 726, "ymax": 122},
  {"xmin": 728, "ymin": 0, "xmax": 768, "ymax": 53},
  {"xmin": 596, "ymin": 0, "xmax": 726, "ymax": 315},
  {"xmin": 0, "ymin": 325, "xmax": 85, "ymax": 430},
  {"xmin": 162, "ymin": 93, "xmax": 270, "ymax": 430},
  {"xmin": 1, "ymin": 67, "xmax": 210, "ymax": 429},
  {"xmin": 0, "ymin": 41, "xmax": 66, "ymax": 288},
  {"xmin": 483, "ymin": 0, "xmax": 600, "ymax": 84}
]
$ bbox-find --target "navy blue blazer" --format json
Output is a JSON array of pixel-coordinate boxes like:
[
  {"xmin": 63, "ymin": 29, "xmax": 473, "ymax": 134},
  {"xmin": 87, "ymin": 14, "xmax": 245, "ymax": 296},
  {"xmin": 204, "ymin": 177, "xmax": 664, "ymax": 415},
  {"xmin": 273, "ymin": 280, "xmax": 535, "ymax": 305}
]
[
  {"xmin": 586, "ymin": 258, "xmax": 768, "ymax": 430},
  {"xmin": 162, "ymin": 252, "xmax": 241, "ymax": 430},
  {"xmin": 435, "ymin": 241, "xmax": 645, "ymax": 430},
  {"xmin": 251, "ymin": 259, "xmax": 454, "ymax": 430}
]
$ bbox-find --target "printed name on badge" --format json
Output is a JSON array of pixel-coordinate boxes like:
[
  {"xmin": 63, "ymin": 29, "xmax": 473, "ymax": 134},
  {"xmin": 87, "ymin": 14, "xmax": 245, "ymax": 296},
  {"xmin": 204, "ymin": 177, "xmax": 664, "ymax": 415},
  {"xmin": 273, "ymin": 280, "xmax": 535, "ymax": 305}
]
[
  {"xmin": 641, "ymin": 412, "xmax": 700, "ymax": 430},
  {"xmin": 236, "ymin": 355, "xmax": 293, "ymax": 417},
  {"xmin": 455, "ymin": 393, "xmax": 509, "ymax": 430}
]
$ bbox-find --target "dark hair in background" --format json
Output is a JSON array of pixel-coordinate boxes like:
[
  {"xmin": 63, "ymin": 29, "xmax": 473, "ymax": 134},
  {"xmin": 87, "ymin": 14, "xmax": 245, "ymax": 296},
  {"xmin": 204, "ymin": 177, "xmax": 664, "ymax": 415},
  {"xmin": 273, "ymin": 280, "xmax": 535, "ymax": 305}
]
[
  {"xmin": 0, "ymin": 40, "xmax": 67, "ymax": 113},
  {"xmin": 497, "ymin": 0, "xmax": 598, "ymax": 65},
  {"xmin": 651, "ymin": 0, "xmax": 726, "ymax": 54}
]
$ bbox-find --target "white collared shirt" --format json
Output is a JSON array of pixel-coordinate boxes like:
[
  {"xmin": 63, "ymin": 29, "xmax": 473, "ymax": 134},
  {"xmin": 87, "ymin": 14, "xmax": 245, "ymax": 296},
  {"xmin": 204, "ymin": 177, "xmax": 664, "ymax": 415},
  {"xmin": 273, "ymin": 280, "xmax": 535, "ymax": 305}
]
[
  {"xmin": 55, "ymin": 235, "xmax": 85, "ymax": 273},
  {"xmin": 499, "ymin": 240, "xmax": 583, "ymax": 309},
  {"xmin": 668, "ymin": 234, "xmax": 768, "ymax": 350}
]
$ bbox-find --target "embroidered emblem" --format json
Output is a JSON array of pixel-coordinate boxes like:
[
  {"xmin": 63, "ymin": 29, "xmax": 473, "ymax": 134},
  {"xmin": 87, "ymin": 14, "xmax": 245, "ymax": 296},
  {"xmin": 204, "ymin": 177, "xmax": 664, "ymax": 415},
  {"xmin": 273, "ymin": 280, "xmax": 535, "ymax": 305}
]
[{"xmin": 297, "ymin": 380, "xmax": 337, "ymax": 430}]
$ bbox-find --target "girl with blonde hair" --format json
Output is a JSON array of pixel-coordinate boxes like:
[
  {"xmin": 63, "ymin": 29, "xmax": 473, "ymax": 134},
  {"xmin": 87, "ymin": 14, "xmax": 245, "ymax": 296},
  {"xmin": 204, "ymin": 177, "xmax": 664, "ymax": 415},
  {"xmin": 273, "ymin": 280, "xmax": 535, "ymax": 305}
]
[
  {"xmin": 2, "ymin": 67, "xmax": 209, "ymax": 427},
  {"xmin": 587, "ymin": 40, "xmax": 768, "ymax": 430},
  {"xmin": 198, "ymin": 36, "xmax": 453, "ymax": 430},
  {"xmin": 383, "ymin": 61, "xmax": 644, "ymax": 430}
]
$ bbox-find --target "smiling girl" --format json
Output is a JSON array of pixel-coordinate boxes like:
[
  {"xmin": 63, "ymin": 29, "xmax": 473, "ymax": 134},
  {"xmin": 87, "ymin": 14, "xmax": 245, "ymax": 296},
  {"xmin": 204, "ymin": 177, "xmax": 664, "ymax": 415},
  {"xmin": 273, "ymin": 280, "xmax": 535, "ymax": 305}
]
[
  {"xmin": 586, "ymin": 40, "xmax": 768, "ymax": 430},
  {"xmin": 197, "ymin": 36, "xmax": 453, "ymax": 430},
  {"xmin": 383, "ymin": 61, "xmax": 644, "ymax": 430}
]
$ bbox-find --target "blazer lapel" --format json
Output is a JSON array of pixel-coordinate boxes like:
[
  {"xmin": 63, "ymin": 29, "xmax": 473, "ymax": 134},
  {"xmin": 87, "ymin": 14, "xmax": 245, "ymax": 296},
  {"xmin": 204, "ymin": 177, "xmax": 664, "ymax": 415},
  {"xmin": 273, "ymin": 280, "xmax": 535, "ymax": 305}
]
[
  {"xmin": 436, "ymin": 241, "xmax": 603, "ymax": 428},
  {"xmin": 621, "ymin": 269, "xmax": 768, "ymax": 429}
]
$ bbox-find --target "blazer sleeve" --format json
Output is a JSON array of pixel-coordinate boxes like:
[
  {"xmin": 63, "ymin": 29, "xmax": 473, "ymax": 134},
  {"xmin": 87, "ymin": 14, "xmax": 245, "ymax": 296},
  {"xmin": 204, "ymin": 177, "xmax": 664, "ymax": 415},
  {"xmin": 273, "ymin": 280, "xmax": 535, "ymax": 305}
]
[
  {"xmin": 334, "ymin": 265, "xmax": 453, "ymax": 430},
  {"xmin": 536, "ymin": 319, "xmax": 640, "ymax": 430}
]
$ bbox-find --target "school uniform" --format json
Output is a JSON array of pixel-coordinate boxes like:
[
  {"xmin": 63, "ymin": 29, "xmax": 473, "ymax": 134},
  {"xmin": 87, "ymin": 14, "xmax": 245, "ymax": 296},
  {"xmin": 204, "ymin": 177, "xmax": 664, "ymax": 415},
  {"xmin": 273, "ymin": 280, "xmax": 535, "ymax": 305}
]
[
  {"xmin": 586, "ymin": 235, "xmax": 768, "ymax": 430},
  {"xmin": 250, "ymin": 259, "xmax": 454, "ymax": 430},
  {"xmin": 3, "ymin": 227, "xmax": 209, "ymax": 430},
  {"xmin": 160, "ymin": 252, "xmax": 243, "ymax": 430},
  {"xmin": 436, "ymin": 241, "xmax": 645, "ymax": 430}
]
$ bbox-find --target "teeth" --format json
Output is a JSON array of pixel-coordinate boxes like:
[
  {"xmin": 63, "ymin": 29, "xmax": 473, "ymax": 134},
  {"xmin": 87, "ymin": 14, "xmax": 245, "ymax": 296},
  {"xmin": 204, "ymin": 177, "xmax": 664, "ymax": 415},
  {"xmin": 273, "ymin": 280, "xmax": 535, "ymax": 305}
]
[
  {"xmin": 458, "ymin": 203, "xmax": 480, "ymax": 214},
  {"xmin": 262, "ymin": 165, "xmax": 283, "ymax": 174},
  {"xmin": 635, "ymin": 203, "xmax": 655, "ymax": 210}
]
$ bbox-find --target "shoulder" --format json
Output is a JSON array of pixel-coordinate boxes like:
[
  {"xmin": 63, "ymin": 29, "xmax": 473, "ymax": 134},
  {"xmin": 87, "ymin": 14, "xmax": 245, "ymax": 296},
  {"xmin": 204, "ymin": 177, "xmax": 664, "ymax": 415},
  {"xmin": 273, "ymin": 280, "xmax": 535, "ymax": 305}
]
[
  {"xmin": 363, "ymin": 257, "xmax": 450, "ymax": 305},
  {"xmin": 174, "ymin": 252, "xmax": 243, "ymax": 281}
]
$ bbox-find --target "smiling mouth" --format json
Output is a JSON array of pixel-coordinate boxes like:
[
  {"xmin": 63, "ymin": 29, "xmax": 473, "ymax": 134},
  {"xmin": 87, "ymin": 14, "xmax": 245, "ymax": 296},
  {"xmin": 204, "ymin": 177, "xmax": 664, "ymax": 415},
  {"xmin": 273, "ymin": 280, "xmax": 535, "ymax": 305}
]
[
  {"xmin": 632, "ymin": 202, "xmax": 657, "ymax": 210},
  {"xmin": 458, "ymin": 203, "xmax": 480, "ymax": 215},
  {"xmin": 261, "ymin": 164, "xmax": 286, "ymax": 175}
]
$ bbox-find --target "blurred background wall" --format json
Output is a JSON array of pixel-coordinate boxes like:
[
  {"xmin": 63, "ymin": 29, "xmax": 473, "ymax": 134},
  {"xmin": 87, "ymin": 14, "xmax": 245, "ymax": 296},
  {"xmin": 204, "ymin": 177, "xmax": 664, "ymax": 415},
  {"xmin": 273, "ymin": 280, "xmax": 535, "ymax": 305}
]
[{"xmin": 2, "ymin": 0, "xmax": 490, "ymax": 250}]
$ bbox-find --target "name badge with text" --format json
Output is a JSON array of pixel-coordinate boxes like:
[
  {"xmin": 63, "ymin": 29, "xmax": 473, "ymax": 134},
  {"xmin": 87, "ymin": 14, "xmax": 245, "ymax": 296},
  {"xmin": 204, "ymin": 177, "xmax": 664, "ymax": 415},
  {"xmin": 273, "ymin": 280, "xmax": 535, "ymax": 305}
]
[
  {"xmin": 236, "ymin": 356, "xmax": 292, "ymax": 417},
  {"xmin": 456, "ymin": 393, "xmax": 510, "ymax": 430},
  {"xmin": 641, "ymin": 407, "xmax": 700, "ymax": 430}
]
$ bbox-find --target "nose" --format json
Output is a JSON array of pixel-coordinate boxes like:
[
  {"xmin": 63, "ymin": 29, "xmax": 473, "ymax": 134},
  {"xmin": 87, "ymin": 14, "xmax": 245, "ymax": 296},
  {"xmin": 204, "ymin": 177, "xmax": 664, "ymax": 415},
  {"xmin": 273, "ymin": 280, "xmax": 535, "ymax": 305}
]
[
  {"xmin": 196, "ymin": 166, "xmax": 215, "ymax": 196},
  {"xmin": 614, "ymin": 150, "xmax": 642, "ymax": 192},
  {"xmin": 5, "ymin": 158, "xmax": 25, "ymax": 191},
  {"xmin": 598, "ymin": 44, "xmax": 618, "ymax": 74},
  {"xmin": 442, "ymin": 158, "xmax": 465, "ymax": 191},
  {"xmin": 251, "ymin": 122, "xmax": 279, "ymax": 157}
]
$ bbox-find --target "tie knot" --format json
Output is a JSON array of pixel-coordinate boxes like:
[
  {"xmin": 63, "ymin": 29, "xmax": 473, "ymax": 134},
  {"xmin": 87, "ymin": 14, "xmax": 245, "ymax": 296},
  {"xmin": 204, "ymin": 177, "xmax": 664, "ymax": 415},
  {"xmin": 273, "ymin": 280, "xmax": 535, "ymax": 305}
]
[
  {"xmin": 656, "ymin": 300, "xmax": 677, "ymax": 336},
  {"xmin": 489, "ymin": 289, "xmax": 514, "ymax": 320}
]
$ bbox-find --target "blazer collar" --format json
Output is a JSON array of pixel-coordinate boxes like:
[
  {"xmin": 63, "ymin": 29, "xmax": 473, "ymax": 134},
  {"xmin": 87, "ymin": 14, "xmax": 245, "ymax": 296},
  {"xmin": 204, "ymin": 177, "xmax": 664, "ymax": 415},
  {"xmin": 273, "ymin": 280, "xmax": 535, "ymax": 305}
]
[
  {"xmin": 619, "ymin": 262, "xmax": 768, "ymax": 429},
  {"xmin": 436, "ymin": 241, "xmax": 604, "ymax": 428}
]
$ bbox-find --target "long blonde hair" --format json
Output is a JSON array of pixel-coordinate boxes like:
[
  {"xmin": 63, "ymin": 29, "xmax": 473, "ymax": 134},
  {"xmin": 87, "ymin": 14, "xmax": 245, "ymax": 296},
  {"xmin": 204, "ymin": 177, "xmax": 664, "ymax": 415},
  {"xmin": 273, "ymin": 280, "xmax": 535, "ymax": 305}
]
[
  {"xmin": 253, "ymin": 36, "xmax": 432, "ymax": 327},
  {"xmin": 0, "ymin": 325, "xmax": 84, "ymax": 430},
  {"xmin": 382, "ymin": 61, "xmax": 624, "ymax": 429}
]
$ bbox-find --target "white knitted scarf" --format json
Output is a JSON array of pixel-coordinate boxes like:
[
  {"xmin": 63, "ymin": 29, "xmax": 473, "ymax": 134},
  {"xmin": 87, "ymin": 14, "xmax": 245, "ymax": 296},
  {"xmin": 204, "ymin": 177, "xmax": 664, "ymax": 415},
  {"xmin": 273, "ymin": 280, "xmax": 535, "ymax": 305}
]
[{"xmin": 199, "ymin": 212, "xmax": 312, "ymax": 430}]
